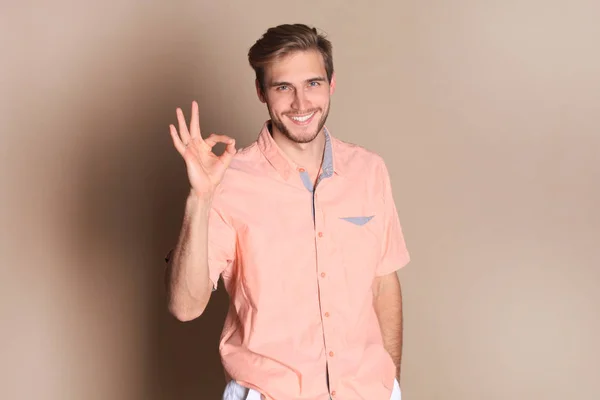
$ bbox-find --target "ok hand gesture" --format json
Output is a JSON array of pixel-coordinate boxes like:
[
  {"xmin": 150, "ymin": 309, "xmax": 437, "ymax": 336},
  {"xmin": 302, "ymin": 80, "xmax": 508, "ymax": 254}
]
[{"xmin": 169, "ymin": 101, "xmax": 236, "ymax": 198}]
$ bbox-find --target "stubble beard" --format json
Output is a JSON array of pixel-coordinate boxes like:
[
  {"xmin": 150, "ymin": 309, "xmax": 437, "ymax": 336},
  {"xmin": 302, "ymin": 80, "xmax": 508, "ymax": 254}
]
[{"xmin": 268, "ymin": 102, "xmax": 330, "ymax": 144}]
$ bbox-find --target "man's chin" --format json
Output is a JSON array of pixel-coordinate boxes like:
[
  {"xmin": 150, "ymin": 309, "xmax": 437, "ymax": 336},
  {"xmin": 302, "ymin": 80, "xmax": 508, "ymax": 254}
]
[
  {"xmin": 283, "ymin": 121, "xmax": 321, "ymax": 142},
  {"xmin": 286, "ymin": 129, "xmax": 319, "ymax": 144}
]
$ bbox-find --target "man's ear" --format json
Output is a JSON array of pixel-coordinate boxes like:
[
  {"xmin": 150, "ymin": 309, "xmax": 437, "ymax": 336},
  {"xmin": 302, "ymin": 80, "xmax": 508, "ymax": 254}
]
[
  {"xmin": 329, "ymin": 72, "xmax": 336, "ymax": 96},
  {"xmin": 255, "ymin": 79, "xmax": 266, "ymax": 103}
]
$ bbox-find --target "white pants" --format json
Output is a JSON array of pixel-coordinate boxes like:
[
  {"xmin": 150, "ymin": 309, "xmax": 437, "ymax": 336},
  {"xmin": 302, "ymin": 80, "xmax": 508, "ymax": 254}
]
[{"xmin": 223, "ymin": 378, "xmax": 402, "ymax": 400}]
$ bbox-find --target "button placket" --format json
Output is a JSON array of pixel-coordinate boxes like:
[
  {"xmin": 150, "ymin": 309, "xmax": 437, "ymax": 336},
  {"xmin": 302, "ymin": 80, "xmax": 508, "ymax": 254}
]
[{"xmin": 313, "ymin": 187, "xmax": 335, "ymax": 394}]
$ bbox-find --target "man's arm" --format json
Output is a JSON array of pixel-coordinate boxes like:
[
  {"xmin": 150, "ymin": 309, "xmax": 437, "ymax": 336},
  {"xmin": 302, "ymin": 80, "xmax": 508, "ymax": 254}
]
[
  {"xmin": 165, "ymin": 101, "xmax": 236, "ymax": 322},
  {"xmin": 165, "ymin": 192, "xmax": 214, "ymax": 321},
  {"xmin": 373, "ymin": 271, "xmax": 403, "ymax": 380}
]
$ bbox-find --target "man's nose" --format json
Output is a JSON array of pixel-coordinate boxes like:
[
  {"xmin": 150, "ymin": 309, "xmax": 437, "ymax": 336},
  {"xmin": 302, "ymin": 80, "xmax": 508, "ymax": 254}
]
[{"xmin": 291, "ymin": 90, "xmax": 309, "ymax": 110}]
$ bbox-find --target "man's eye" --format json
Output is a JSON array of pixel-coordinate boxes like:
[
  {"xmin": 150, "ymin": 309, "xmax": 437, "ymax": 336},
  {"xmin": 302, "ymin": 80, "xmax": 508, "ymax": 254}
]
[
  {"xmin": 309, "ymin": 81, "xmax": 320, "ymax": 87},
  {"xmin": 277, "ymin": 85, "xmax": 289, "ymax": 91}
]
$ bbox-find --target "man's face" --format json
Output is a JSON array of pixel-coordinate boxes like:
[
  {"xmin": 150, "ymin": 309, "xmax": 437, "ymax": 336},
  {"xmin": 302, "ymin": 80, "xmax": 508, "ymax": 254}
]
[{"xmin": 258, "ymin": 50, "xmax": 335, "ymax": 144}]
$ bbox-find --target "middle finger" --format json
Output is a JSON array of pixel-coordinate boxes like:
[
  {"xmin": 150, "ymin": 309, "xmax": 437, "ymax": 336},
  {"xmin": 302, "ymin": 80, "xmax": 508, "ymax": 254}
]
[{"xmin": 189, "ymin": 101, "xmax": 203, "ymax": 140}]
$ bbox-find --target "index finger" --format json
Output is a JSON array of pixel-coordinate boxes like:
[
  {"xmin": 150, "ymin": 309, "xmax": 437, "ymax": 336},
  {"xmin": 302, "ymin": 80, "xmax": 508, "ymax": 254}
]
[{"xmin": 204, "ymin": 134, "xmax": 235, "ymax": 148}]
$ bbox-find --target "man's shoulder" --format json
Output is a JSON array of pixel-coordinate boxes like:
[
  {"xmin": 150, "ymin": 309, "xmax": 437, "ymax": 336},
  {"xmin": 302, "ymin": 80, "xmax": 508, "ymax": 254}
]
[
  {"xmin": 331, "ymin": 136, "xmax": 387, "ymax": 173},
  {"xmin": 226, "ymin": 140, "xmax": 262, "ymax": 171},
  {"xmin": 334, "ymin": 136, "xmax": 384, "ymax": 158},
  {"xmin": 212, "ymin": 140, "xmax": 261, "ymax": 206},
  {"xmin": 217, "ymin": 138, "xmax": 271, "ymax": 191}
]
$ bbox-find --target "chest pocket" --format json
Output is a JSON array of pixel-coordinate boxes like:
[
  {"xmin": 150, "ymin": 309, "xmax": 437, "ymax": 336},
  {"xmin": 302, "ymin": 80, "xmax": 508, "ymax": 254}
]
[{"xmin": 331, "ymin": 206, "xmax": 383, "ymax": 277}]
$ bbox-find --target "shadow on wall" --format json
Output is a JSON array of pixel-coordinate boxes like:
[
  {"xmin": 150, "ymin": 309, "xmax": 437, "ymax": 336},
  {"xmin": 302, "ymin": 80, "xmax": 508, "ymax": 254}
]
[{"xmin": 64, "ymin": 15, "xmax": 251, "ymax": 400}]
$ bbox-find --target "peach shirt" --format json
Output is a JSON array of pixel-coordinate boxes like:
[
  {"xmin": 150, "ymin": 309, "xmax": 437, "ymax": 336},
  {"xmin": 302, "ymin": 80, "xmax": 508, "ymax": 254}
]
[{"xmin": 207, "ymin": 121, "xmax": 410, "ymax": 400}]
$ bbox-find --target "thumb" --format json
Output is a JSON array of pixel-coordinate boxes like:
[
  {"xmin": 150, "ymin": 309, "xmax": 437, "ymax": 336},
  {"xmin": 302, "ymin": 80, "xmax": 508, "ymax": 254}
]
[{"xmin": 219, "ymin": 139, "xmax": 237, "ymax": 169}]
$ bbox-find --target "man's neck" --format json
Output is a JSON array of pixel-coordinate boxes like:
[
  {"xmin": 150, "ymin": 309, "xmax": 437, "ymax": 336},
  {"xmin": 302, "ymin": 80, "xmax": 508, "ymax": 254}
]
[{"xmin": 270, "ymin": 123, "xmax": 326, "ymax": 177}]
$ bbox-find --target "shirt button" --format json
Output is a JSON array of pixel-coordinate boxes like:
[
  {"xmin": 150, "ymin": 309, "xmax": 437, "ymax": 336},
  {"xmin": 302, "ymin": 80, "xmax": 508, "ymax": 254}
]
[
  {"xmin": 329, "ymin": 351, "xmax": 334, "ymax": 357},
  {"xmin": 318, "ymin": 232, "xmax": 323, "ymax": 237},
  {"xmin": 321, "ymin": 272, "xmax": 326, "ymax": 278},
  {"xmin": 324, "ymin": 312, "xmax": 330, "ymax": 317},
  {"xmin": 298, "ymin": 167, "xmax": 305, "ymax": 172},
  {"xmin": 331, "ymin": 391, "xmax": 336, "ymax": 397}
]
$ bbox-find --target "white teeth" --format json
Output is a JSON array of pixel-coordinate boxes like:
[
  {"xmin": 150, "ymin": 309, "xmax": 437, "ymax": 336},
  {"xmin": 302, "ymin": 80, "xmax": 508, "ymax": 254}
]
[{"xmin": 290, "ymin": 112, "xmax": 314, "ymax": 122}]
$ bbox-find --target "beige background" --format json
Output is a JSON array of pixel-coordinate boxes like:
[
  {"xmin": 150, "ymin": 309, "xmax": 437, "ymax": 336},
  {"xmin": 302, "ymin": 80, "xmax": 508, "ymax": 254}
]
[{"xmin": 1, "ymin": 1, "xmax": 599, "ymax": 399}]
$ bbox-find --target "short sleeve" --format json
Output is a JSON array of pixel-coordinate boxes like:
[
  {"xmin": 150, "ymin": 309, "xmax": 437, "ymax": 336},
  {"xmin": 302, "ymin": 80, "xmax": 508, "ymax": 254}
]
[
  {"xmin": 376, "ymin": 160, "xmax": 410, "ymax": 276},
  {"xmin": 207, "ymin": 206, "xmax": 236, "ymax": 290}
]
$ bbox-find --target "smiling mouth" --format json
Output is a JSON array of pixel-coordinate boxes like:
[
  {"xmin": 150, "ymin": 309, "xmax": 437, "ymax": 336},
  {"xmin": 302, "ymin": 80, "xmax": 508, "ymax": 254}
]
[{"xmin": 288, "ymin": 111, "xmax": 316, "ymax": 125}]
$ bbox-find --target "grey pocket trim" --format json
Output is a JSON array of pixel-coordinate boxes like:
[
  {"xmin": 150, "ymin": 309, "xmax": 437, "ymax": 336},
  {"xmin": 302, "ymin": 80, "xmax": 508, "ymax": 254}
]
[{"xmin": 339, "ymin": 215, "xmax": 375, "ymax": 226}]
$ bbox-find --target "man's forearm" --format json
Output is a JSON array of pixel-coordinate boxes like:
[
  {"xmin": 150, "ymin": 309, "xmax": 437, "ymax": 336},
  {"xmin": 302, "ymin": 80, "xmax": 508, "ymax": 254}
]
[
  {"xmin": 373, "ymin": 273, "xmax": 403, "ymax": 380},
  {"xmin": 166, "ymin": 191, "xmax": 213, "ymax": 321}
]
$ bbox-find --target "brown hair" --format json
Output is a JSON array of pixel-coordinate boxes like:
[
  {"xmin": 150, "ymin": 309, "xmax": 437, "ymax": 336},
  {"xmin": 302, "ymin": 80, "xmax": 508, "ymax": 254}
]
[{"xmin": 248, "ymin": 24, "xmax": 334, "ymax": 93}]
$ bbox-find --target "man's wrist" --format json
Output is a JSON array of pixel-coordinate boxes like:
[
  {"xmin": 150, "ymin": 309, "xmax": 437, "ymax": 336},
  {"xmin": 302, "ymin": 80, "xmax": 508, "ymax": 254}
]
[{"xmin": 186, "ymin": 190, "xmax": 213, "ymax": 217}]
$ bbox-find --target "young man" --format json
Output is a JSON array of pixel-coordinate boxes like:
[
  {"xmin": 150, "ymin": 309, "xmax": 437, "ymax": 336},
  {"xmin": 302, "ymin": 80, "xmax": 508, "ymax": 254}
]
[{"xmin": 166, "ymin": 24, "xmax": 410, "ymax": 400}]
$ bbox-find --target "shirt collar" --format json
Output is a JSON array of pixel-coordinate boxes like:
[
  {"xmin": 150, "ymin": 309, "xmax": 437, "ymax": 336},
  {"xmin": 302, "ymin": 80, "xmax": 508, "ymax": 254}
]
[{"xmin": 257, "ymin": 121, "xmax": 343, "ymax": 181}]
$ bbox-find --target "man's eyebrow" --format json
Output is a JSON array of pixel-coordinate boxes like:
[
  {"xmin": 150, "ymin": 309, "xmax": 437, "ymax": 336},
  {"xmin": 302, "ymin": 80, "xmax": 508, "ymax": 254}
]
[
  {"xmin": 269, "ymin": 77, "xmax": 328, "ymax": 87},
  {"xmin": 269, "ymin": 80, "xmax": 292, "ymax": 87}
]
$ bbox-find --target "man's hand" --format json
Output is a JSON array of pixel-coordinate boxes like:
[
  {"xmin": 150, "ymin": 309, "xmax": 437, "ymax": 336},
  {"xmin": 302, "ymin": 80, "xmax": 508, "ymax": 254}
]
[
  {"xmin": 373, "ymin": 272, "xmax": 403, "ymax": 382},
  {"xmin": 169, "ymin": 101, "xmax": 237, "ymax": 199}
]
